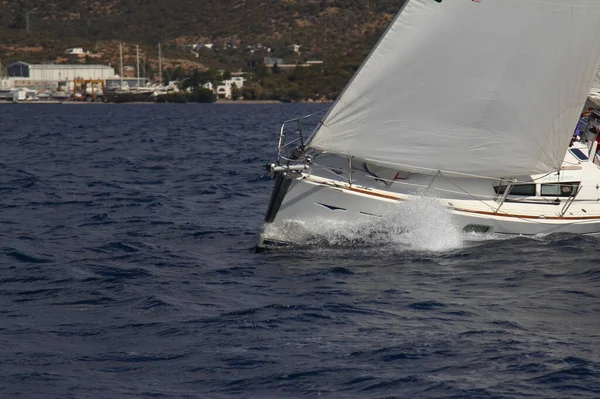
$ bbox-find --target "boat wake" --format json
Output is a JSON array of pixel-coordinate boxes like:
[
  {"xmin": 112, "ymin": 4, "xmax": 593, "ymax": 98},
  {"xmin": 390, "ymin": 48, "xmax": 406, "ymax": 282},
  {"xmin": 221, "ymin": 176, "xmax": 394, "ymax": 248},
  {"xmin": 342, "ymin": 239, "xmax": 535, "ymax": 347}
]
[{"xmin": 264, "ymin": 196, "xmax": 476, "ymax": 252}]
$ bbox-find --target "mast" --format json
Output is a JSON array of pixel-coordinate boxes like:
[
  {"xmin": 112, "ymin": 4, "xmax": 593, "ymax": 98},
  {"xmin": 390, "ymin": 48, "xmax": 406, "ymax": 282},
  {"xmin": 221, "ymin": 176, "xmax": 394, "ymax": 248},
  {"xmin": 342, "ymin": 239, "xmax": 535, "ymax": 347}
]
[
  {"xmin": 158, "ymin": 42, "xmax": 162, "ymax": 85},
  {"xmin": 136, "ymin": 44, "xmax": 140, "ymax": 88},
  {"xmin": 119, "ymin": 43, "xmax": 124, "ymax": 89},
  {"xmin": 26, "ymin": 10, "xmax": 32, "ymax": 35}
]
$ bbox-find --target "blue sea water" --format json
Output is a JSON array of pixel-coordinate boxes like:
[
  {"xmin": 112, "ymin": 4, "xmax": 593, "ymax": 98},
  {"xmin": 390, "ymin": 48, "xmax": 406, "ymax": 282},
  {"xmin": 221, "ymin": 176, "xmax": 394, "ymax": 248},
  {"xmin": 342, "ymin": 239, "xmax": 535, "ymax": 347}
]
[{"xmin": 1, "ymin": 103, "xmax": 599, "ymax": 398}]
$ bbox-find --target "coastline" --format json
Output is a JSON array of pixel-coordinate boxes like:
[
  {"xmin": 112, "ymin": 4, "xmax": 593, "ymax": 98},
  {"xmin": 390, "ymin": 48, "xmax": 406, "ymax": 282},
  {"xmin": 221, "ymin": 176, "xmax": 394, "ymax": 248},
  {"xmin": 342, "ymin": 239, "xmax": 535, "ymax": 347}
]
[
  {"xmin": 216, "ymin": 100, "xmax": 333, "ymax": 104},
  {"xmin": 215, "ymin": 99, "xmax": 281, "ymax": 104},
  {"xmin": 0, "ymin": 99, "xmax": 333, "ymax": 105}
]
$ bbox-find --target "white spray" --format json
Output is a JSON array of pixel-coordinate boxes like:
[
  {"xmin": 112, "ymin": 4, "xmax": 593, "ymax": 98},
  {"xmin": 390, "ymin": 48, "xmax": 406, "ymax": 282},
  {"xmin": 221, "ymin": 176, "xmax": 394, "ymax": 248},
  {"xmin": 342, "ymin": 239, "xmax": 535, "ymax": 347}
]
[{"xmin": 266, "ymin": 194, "xmax": 465, "ymax": 252}]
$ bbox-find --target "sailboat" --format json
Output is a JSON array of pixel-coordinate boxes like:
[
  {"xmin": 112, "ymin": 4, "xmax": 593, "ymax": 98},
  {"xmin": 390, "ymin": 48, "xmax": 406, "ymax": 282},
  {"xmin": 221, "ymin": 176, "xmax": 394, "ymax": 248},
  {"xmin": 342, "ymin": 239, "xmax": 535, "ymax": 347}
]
[{"xmin": 257, "ymin": 0, "xmax": 600, "ymax": 249}]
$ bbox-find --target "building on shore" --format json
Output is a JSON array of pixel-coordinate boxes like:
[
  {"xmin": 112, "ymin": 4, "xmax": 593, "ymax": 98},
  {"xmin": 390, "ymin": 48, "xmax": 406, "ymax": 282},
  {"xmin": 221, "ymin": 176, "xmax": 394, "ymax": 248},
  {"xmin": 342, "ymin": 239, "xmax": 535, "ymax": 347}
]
[
  {"xmin": 6, "ymin": 62, "xmax": 116, "ymax": 90},
  {"xmin": 203, "ymin": 76, "xmax": 245, "ymax": 100},
  {"xmin": 64, "ymin": 47, "xmax": 87, "ymax": 56},
  {"xmin": 217, "ymin": 76, "xmax": 245, "ymax": 99},
  {"xmin": 263, "ymin": 58, "xmax": 324, "ymax": 71},
  {"xmin": 0, "ymin": 77, "xmax": 12, "ymax": 89}
]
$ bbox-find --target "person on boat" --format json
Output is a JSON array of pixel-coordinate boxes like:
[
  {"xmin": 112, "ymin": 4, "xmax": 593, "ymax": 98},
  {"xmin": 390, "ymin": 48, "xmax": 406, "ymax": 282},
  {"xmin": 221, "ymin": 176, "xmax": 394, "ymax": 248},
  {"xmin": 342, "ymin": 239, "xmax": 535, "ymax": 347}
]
[
  {"xmin": 582, "ymin": 108, "xmax": 592, "ymax": 118},
  {"xmin": 574, "ymin": 108, "xmax": 592, "ymax": 138},
  {"xmin": 571, "ymin": 108, "xmax": 597, "ymax": 146}
]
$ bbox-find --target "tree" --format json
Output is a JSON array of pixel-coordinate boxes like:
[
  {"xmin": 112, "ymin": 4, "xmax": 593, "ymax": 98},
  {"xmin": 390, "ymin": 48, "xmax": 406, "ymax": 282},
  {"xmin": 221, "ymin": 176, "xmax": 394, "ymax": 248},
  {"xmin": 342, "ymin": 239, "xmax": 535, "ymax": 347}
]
[
  {"xmin": 252, "ymin": 63, "xmax": 269, "ymax": 80},
  {"xmin": 200, "ymin": 69, "xmax": 223, "ymax": 88},
  {"xmin": 241, "ymin": 83, "xmax": 263, "ymax": 100},
  {"xmin": 271, "ymin": 62, "xmax": 281, "ymax": 74},
  {"xmin": 231, "ymin": 83, "xmax": 241, "ymax": 100},
  {"xmin": 319, "ymin": 0, "xmax": 328, "ymax": 12},
  {"xmin": 163, "ymin": 66, "xmax": 186, "ymax": 86},
  {"xmin": 9, "ymin": 13, "xmax": 25, "ymax": 30}
]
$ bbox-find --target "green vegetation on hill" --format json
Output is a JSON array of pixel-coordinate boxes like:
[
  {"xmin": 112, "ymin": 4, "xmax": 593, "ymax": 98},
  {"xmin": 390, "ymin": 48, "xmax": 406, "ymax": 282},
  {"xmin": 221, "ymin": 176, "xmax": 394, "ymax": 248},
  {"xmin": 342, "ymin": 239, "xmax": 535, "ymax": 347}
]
[
  {"xmin": 0, "ymin": 0, "xmax": 405, "ymax": 62},
  {"xmin": 163, "ymin": 52, "xmax": 364, "ymax": 102},
  {"xmin": 1, "ymin": 0, "xmax": 404, "ymax": 50},
  {"xmin": 238, "ymin": 60, "xmax": 359, "ymax": 102},
  {"xmin": 0, "ymin": 0, "xmax": 407, "ymax": 100}
]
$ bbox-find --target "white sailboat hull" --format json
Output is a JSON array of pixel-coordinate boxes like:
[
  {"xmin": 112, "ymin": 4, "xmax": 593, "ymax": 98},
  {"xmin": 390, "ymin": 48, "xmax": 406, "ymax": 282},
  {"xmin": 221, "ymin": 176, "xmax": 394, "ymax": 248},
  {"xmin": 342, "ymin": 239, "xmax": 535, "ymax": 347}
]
[
  {"xmin": 258, "ymin": 146, "xmax": 600, "ymax": 248},
  {"xmin": 259, "ymin": 175, "xmax": 600, "ymax": 248}
]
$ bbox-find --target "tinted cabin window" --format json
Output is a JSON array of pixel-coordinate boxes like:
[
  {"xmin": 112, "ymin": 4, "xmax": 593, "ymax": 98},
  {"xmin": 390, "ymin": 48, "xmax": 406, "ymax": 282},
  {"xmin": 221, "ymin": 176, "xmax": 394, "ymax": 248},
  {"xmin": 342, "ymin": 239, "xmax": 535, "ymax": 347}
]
[
  {"xmin": 494, "ymin": 184, "xmax": 536, "ymax": 196},
  {"xmin": 509, "ymin": 184, "xmax": 536, "ymax": 196},
  {"xmin": 541, "ymin": 183, "xmax": 579, "ymax": 197}
]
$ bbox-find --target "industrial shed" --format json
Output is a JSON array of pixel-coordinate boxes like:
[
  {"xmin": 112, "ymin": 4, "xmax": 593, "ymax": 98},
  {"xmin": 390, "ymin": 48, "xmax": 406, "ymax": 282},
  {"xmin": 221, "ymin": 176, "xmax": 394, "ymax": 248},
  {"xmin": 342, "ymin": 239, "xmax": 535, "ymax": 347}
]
[{"xmin": 8, "ymin": 62, "xmax": 116, "ymax": 81}]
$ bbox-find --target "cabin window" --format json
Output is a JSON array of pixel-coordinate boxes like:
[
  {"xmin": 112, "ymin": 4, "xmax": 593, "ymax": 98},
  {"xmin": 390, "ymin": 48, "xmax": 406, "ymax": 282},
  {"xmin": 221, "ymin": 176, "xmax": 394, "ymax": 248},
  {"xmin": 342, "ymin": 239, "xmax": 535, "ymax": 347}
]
[
  {"xmin": 509, "ymin": 184, "xmax": 536, "ymax": 196},
  {"xmin": 540, "ymin": 182, "xmax": 579, "ymax": 197},
  {"xmin": 494, "ymin": 184, "xmax": 536, "ymax": 196},
  {"xmin": 569, "ymin": 148, "xmax": 589, "ymax": 161}
]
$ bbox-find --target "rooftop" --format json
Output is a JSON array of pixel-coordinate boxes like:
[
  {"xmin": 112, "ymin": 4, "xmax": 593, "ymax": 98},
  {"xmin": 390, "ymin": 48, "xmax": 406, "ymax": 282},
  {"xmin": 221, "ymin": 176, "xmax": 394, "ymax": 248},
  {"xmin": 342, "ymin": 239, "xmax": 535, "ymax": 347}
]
[{"xmin": 9, "ymin": 61, "xmax": 113, "ymax": 70}]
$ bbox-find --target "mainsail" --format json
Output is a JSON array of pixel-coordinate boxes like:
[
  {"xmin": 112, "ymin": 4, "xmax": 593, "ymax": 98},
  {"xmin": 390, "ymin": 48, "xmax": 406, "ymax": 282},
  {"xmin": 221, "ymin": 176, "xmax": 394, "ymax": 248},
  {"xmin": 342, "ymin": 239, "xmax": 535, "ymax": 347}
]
[{"xmin": 309, "ymin": 0, "xmax": 600, "ymax": 178}]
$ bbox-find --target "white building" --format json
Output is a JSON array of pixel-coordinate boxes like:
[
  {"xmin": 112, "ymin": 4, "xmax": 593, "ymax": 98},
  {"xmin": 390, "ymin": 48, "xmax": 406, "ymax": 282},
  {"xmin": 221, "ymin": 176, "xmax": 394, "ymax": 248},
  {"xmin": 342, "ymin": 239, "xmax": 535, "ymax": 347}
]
[
  {"xmin": 7, "ymin": 62, "xmax": 116, "ymax": 89},
  {"xmin": 8, "ymin": 62, "xmax": 115, "ymax": 81},
  {"xmin": 0, "ymin": 78, "xmax": 13, "ymax": 89},
  {"xmin": 65, "ymin": 47, "xmax": 85, "ymax": 55},
  {"xmin": 216, "ymin": 76, "xmax": 245, "ymax": 99}
]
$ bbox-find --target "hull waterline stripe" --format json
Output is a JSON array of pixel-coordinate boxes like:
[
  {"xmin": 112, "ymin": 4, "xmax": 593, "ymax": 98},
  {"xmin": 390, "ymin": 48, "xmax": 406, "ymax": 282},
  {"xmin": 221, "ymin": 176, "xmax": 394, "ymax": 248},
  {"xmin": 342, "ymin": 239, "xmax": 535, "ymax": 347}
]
[
  {"xmin": 452, "ymin": 207, "xmax": 600, "ymax": 221},
  {"xmin": 313, "ymin": 179, "xmax": 600, "ymax": 222},
  {"xmin": 346, "ymin": 186, "xmax": 406, "ymax": 201}
]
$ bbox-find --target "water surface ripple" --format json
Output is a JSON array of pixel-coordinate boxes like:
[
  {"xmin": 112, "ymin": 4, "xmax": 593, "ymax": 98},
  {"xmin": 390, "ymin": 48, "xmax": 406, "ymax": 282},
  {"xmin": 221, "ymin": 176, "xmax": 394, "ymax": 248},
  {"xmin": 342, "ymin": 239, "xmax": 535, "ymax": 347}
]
[{"xmin": 1, "ymin": 104, "xmax": 599, "ymax": 398}]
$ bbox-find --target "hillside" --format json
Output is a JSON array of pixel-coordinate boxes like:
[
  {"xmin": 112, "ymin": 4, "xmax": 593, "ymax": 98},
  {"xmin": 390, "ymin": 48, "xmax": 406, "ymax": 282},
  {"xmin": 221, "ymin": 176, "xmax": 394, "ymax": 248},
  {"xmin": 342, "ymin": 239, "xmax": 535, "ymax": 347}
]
[{"xmin": 0, "ymin": 0, "xmax": 406, "ymax": 70}]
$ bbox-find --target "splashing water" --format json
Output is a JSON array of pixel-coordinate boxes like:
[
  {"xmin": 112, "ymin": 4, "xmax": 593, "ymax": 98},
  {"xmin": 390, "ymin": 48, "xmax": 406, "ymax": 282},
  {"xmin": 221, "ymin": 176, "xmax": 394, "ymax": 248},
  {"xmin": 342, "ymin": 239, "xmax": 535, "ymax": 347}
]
[
  {"xmin": 382, "ymin": 196, "xmax": 464, "ymax": 251},
  {"xmin": 264, "ymin": 195, "xmax": 466, "ymax": 252}
]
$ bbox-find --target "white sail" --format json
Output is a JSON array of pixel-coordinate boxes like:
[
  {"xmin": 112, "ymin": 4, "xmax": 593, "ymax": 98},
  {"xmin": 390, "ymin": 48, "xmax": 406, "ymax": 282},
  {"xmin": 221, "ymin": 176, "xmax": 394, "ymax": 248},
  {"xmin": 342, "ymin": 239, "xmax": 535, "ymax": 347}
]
[{"xmin": 309, "ymin": 0, "xmax": 600, "ymax": 178}]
